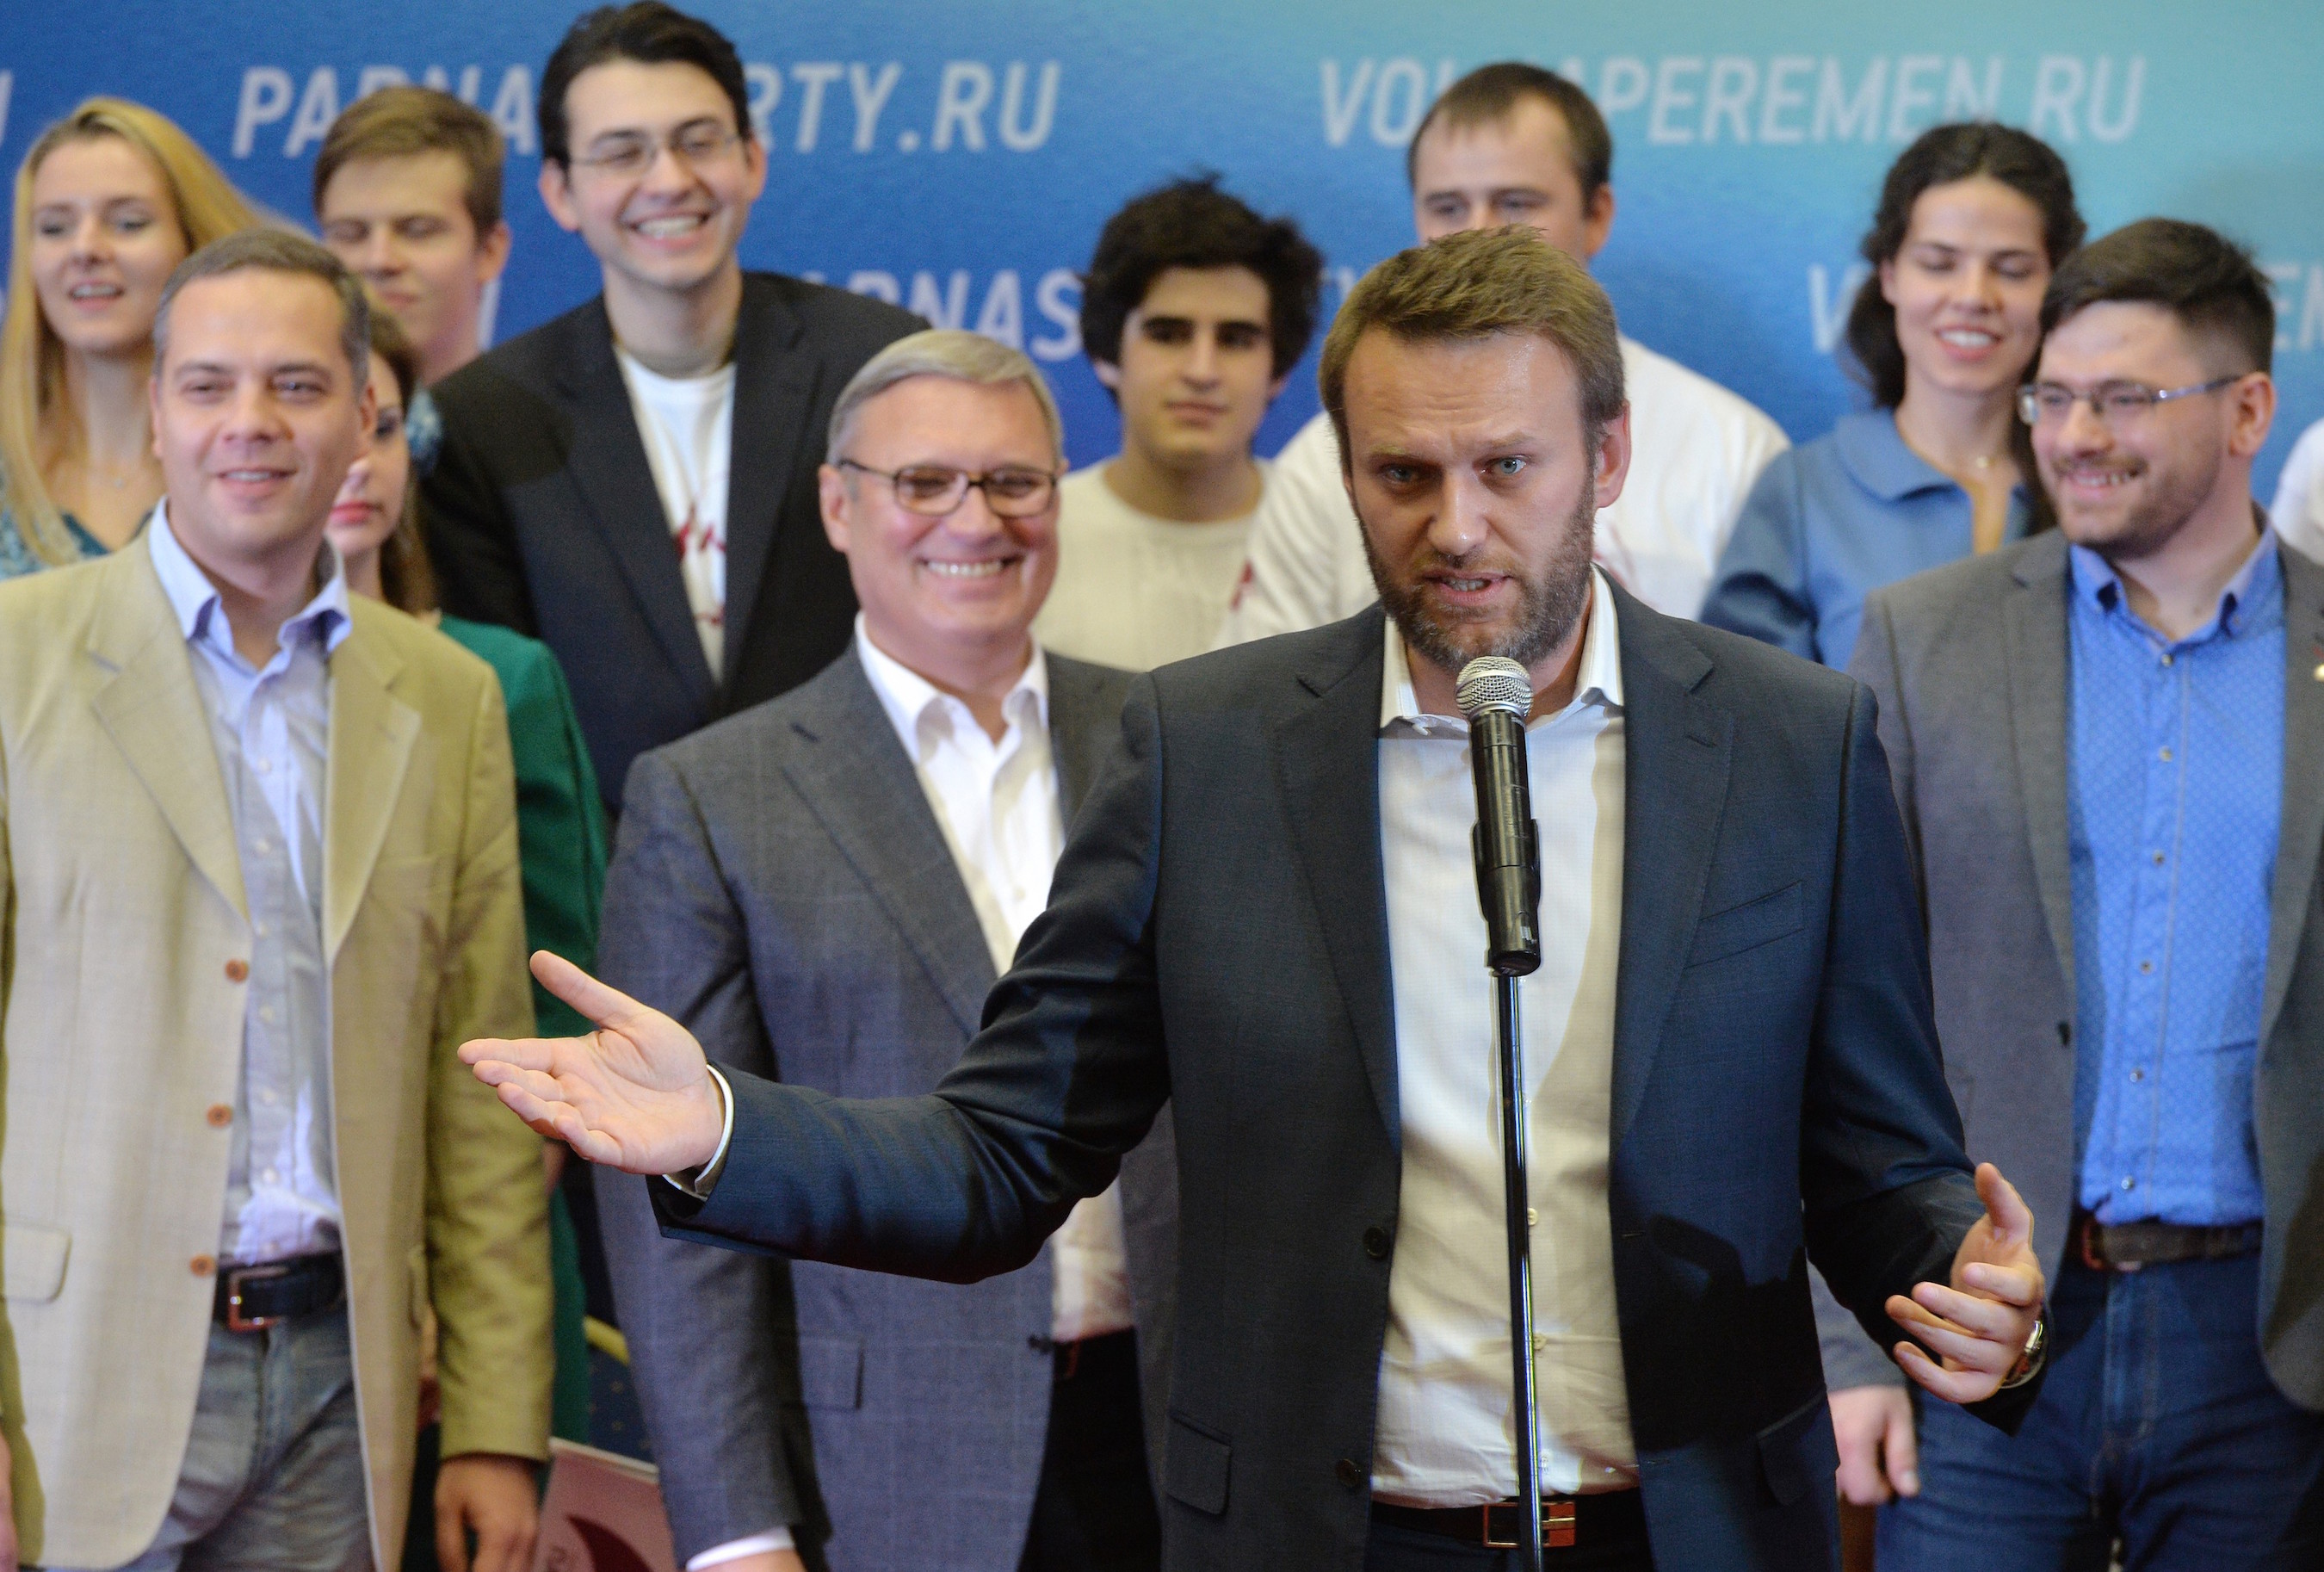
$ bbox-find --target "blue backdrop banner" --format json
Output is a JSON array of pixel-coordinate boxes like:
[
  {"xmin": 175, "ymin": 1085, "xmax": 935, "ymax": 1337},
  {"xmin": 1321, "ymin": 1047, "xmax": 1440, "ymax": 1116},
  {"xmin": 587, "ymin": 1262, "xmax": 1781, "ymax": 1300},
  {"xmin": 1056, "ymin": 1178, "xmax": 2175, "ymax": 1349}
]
[{"xmin": 4, "ymin": 1, "xmax": 2320, "ymax": 492}]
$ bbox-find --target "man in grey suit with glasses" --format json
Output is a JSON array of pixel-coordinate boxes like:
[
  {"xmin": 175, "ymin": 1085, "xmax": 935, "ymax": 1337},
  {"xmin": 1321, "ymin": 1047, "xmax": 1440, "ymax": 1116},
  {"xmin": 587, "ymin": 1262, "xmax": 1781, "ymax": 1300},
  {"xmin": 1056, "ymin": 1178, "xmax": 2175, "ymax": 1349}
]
[
  {"xmin": 1829, "ymin": 220, "xmax": 2324, "ymax": 1567},
  {"xmin": 591, "ymin": 329, "xmax": 1173, "ymax": 1572}
]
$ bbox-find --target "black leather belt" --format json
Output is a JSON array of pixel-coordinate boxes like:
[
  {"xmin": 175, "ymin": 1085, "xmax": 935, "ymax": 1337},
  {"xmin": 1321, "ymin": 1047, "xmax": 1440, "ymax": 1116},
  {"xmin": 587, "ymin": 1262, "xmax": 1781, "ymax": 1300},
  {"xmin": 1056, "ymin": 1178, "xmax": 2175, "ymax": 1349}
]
[
  {"xmin": 1028, "ymin": 1326, "xmax": 1137, "ymax": 1382},
  {"xmin": 2073, "ymin": 1210, "xmax": 2262, "ymax": 1272},
  {"xmin": 213, "ymin": 1252, "xmax": 344, "ymax": 1332},
  {"xmin": 1372, "ymin": 1488, "xmax": 1646, "ymax": 1551}
]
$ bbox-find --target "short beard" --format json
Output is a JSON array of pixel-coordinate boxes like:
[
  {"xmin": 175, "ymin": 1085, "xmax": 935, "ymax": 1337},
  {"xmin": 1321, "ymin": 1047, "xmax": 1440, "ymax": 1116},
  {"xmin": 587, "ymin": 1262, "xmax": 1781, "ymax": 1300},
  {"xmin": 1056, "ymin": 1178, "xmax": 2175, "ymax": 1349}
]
[
  {"xmin": 1360, "ymin": 480, "xmax": 1598, "ymax": 678},
  {"xmin": 2048, "ymin": 443, "xmax": 2225, "ymax": 564}
]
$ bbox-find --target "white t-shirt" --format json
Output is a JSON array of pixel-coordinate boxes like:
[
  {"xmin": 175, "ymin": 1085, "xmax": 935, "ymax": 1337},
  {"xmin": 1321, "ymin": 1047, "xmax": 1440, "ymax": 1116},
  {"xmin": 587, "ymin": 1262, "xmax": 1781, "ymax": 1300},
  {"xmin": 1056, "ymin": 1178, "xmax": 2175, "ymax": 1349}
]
[
  {"xmin": 1034, "ymin": 462, "xmax": 1265, "ymax": 672},
  {"xmin": 617, "ymin": 350, "xmax": 736, "ymax": 678},
  {"xmin": 2271, "ymin": 417, "xmax": 2324, "ymax": 565},
  {"xmin": 1215, "ymin": 337, "xmax": 1789, "ymax": 643}
]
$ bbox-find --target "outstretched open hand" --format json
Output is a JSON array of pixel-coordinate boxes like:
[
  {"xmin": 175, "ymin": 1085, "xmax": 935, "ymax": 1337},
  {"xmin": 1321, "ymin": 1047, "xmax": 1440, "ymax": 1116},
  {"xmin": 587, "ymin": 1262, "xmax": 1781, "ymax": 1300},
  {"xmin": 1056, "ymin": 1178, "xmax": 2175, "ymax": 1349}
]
[
  {"xmin": 1886, "ymin": 1162, "xmax": 2046, "ymax": 1405},
  {"xmin": 459, "ymin": 952, "xmax": 725, "ymax": 1176}
]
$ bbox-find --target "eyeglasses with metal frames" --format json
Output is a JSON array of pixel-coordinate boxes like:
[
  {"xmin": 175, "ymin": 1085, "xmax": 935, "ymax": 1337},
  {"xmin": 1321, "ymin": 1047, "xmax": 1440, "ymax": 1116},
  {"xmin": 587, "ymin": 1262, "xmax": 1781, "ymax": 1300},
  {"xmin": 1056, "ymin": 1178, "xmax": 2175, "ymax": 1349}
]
[
  {"xmin": 571, "ymin": 123, "xmax": 745, "ymax": 177},
  {"xmin": 2017, "ymin": 374, "xmax": 2244, "ymax": 428},
  {"xmin": 835, "ymin": 458, "xmax": 1060, "ymax": 518}
]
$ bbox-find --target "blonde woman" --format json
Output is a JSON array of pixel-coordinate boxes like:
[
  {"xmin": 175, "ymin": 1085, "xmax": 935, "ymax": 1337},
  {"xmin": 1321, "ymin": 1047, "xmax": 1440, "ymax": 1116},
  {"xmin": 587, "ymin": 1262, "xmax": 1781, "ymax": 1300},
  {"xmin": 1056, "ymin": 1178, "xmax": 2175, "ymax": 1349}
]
[{"xmin": 0, "ymin": 97, "xmax": 254, "ymax": 578}]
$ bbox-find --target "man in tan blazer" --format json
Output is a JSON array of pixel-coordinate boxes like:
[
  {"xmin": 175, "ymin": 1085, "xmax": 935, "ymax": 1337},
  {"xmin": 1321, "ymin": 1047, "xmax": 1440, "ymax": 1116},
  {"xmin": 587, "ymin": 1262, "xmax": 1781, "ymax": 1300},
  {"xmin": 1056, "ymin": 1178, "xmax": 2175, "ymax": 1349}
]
[{"xmin": 0, "ymin": 231, "xmax": 550, "ymax": 1571}]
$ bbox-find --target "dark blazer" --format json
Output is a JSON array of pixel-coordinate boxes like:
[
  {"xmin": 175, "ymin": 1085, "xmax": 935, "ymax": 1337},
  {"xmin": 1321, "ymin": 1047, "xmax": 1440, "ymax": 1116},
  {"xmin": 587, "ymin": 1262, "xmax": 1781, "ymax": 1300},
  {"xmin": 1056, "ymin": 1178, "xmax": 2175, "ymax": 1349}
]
[
  {"xmin": 596, "ymin": 647, "xmax": 1177, "ymax": 1571},
  {"xmin": 653, "ymin": 591, "xmax": 2030, "ymax": 1572},
  {"xmin": 420, "ymin": 272, "xmax": 921, "ymax": 811},
  {"xmin": 1827, "ymin": 531, "xmax": 2324, "ymax": 1409}
]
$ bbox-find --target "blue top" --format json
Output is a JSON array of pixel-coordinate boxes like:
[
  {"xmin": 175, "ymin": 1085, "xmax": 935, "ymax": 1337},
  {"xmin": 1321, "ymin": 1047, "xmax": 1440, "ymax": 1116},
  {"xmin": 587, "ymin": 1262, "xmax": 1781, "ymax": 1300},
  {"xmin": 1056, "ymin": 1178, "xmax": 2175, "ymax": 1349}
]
[
  {"xmin": 0, "ymin": 502, "xmax": 108, "ymax": 579},
  {"xmin": 151, "ymin": 506, "xmax": 355, "ymax": 1264},
  {"xmin": 1700, "ymin": 409, "xmax": 2030, "ymax": 669},
  {"xmin": 2067, "ymin": 530, "xmax": 2280, "ymax": 1228}
]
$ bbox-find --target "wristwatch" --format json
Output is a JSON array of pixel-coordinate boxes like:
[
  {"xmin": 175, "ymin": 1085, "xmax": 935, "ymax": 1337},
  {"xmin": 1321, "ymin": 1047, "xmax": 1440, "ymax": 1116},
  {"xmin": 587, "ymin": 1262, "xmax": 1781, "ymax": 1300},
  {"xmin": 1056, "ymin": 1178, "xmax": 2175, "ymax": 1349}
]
[{"xmin": 1999, "ymin": 1311, "xmax": 2048, "ymax": 1389}]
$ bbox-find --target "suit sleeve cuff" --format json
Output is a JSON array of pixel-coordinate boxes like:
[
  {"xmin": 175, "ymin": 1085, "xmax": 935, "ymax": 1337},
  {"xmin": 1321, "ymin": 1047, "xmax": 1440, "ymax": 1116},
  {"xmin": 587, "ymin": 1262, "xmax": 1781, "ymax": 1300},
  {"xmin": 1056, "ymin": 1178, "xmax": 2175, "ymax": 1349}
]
[
  {"xmin": 663, "ymin": 1065, "xmax": 735, "ymax": 1201},
  {"xmin": 687, "ymin": 1526, "xmax": 795, "ymax": 1566}
]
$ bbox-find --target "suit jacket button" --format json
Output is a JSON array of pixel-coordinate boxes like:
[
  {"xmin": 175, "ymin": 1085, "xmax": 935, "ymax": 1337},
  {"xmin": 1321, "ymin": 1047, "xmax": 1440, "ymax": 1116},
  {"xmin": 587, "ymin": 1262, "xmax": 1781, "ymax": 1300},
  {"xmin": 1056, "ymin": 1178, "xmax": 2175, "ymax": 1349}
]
[
  {"xmin": 190, "ymin": 1254, "xmax": 217, "ymax": 1278},
  {"xmin": 1336, "ymin": 1458, "xmax": 1365, "ymax": 1489},
  {"xmin": 224, "ymin": 959, "xmax": 249, "ymax": 983},
  {"xmin": 206, "ymin": 1104, "xmax": 232, "ymax": 1129},
  {"xmin": 1363, "ymin": 1226, "xmax": 1391, "ymax": 1259}
]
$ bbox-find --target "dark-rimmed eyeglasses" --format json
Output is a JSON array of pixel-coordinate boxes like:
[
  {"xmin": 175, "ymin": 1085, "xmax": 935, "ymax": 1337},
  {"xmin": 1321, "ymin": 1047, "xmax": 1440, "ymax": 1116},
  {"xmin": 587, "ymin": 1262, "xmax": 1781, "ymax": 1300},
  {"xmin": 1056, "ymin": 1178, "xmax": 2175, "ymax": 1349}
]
[
  {"xmin": 836, "ymin": 459, "xmax": 1060, "ymax": 518},
  {"xmin": 571, "ymin": 125, "xmax": 743, "ymax": 178},
  {"xmin": 2017, "ymin": 374, "xmax": 2243, "ymax": 429}
]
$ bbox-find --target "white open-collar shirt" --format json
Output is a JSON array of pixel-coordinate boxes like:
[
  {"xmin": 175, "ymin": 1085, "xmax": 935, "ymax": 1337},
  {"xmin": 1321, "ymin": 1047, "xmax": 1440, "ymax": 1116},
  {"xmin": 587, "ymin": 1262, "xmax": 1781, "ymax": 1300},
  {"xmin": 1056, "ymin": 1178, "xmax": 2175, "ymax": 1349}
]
[
  {"xmin": 1371, "ymin": 567, "xmax": 1638, "ymax": 1504},
  {"xmin": 852, "ymin": 619, "xmax": 1134, "ymax": 1349}
]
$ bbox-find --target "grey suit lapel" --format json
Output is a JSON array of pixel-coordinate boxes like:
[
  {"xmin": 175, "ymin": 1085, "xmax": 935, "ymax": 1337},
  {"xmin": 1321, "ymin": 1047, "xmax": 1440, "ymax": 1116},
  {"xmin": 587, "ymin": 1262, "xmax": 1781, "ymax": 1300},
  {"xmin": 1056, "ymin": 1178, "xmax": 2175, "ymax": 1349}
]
[
  {"xmin": 2005, "ymin": 533, "xmax": 2078, "ymax": 1003},
  {"xmin": 1043, "ymin": 654, "xmax": 1120, "ymax": 820},
  {"xmin": 1609, "ymin": 589, "xmax": 1732, "ymax": 1148},
  {"xmin": 556, "ymin": 303, "xmax": 718, "ymax": 710},
  {"xmin": 1277, "ymin": 610, "xmax": 1399, "ymax": 1142},
  {"xmin": 2262, "ymin": 541, "xmax": 2324, "ymax": 1049},
  {"xmin": 779, "ymin": 651, "xmax": 997, "ymax": 1037},
  {"xmin": 720, "ymin": 279, "xmax": 819, "ymax": 696}
]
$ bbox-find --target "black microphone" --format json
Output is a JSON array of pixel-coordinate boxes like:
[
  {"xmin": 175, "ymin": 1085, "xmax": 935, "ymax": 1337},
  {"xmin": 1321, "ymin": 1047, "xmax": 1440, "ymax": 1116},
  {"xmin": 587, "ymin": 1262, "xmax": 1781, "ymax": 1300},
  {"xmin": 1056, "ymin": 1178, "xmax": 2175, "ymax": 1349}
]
[{"xmin": 1456, "ymin": 656, "xmax": 1542, "ymax": 978}]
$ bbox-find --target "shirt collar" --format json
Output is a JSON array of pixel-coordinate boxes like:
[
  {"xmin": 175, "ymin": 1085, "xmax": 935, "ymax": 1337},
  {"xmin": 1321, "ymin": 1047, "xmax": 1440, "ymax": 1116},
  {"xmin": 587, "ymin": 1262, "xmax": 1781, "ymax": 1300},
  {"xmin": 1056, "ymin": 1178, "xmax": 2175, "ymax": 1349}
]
[
  {"xmin": 2067, "ymin": 510, "xmax": 2280, "ymax": 643},
  {"xmin": 854, "ymin": 614, "xmax": 1050, "ymax": 760},
  {"xmin": 1380, "ymin": 566, "xmax": 1624, "ymax": 734},
  {"xmin": 146, "ymin": 500, "xmax": 350, "ymax": 664},
  {"xmin": 1832, "ymin": 409, "xmax": 2033, "ymax": 511}
]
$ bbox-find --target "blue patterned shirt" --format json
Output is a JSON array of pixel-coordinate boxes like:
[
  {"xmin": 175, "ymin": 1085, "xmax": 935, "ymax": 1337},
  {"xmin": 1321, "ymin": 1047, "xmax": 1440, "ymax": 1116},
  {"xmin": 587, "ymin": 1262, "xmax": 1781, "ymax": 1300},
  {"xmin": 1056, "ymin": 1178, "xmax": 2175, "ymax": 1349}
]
[
  {"xmin": 2067, "ymin": 528, "xmax": 2280, "ymax": 1227},
  {"xmin": 149, "ymin": 507, "xmax": 353, "ymax": 1263}
]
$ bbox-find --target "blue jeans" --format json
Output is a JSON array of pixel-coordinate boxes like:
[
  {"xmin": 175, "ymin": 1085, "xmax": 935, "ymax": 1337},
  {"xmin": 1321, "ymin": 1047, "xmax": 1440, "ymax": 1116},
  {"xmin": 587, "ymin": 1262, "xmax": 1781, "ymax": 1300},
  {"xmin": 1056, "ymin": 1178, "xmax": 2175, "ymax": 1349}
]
[
  {"xmin": 56, "ymin": 1307, "xmax": 374, "ymax": 1572},
  {"xmin": 1879, "ymin": 1253, "xmax": 2324, "ymax": 1571}
]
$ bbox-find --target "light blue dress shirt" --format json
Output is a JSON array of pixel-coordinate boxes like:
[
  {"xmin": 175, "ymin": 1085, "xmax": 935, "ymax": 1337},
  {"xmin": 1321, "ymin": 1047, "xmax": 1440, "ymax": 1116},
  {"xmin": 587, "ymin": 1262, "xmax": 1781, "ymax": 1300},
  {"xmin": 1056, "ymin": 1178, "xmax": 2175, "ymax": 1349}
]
[
  {"xmin": 2067, "ymin": 528, "xmax": 2280, "ymax": 1228},
  {"xmin": 149, "ymin": 509, "xmax": 352, "ymax": 1264},
  {"xmin": 1701, "ymin": 410, "xmax": 2030, "ymax": 669}
]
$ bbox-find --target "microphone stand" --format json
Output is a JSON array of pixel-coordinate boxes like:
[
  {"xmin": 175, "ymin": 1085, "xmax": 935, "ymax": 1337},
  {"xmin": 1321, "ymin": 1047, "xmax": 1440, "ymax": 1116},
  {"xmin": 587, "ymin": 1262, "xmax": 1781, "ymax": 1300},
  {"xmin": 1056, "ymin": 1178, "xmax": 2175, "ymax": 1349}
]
[
  {"xmin": 1492, "ymin": 968, "xmax": 1543, "ymax": 1572},
  {"xmin": 1458, "ymin": 658, "xmax": 1546, "ymax": 1572}
]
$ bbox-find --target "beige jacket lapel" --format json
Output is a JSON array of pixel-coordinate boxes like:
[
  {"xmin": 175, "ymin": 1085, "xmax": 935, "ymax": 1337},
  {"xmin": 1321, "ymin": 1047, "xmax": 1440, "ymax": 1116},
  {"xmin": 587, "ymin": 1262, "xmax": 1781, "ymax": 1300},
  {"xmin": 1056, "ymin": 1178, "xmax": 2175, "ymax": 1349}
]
[
  {"xmin": 86, "ymin": 549, "xmax": 249, "ymax": 924},
  {"xmin": 324, "ymin": 628, "xmax": 420, "ymax": 962}
]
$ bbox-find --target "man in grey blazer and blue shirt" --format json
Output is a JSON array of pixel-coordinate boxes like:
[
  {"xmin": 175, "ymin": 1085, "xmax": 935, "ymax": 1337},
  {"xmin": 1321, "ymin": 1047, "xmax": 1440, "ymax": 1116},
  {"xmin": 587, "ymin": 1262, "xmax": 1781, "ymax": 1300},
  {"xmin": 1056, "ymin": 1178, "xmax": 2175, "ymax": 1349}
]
[
  {"xmin": 469, "ymin": 229, "xmax": 2054, "ymax": 1572},
  {"xmin": 591, "ymin": 329, "xmax": 1172, "ymax": 1572},
  {"xmin": 1826, "ymin": 220, "xmax": 2324, "ymax": 1566}
]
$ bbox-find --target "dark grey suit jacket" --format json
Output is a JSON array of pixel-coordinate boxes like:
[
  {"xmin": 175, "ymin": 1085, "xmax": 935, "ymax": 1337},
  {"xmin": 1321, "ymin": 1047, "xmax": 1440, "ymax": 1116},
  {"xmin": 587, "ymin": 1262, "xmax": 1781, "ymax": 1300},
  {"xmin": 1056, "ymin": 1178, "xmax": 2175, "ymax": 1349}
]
[
  {"xmin": 653, "ymin": 592, "xmax": 2031, "ymax": 1572},
  {"xmin": 421, "ymin": 273, "xmax": 921, "ymax": 812},
  {"xmin": 595, "ymin": 647, "xmax": 1177, "ymax": 1570},
  {"xmin": 1820, "ymin": 531, "xmax": 2324, "ymax": 1408}
]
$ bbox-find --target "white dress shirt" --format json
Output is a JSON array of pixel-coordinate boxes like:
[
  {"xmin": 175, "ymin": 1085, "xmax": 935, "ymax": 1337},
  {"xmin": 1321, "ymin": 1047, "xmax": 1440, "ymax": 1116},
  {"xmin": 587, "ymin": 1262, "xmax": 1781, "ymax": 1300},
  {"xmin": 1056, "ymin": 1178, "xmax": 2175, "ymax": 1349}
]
[
  {"xmin": 1215, "ymin": 337, "xmax": 1789, "ymax": 644},
  {"xmin": 1370, "ymin": 568, "xmax": 1638, "ymax": 1505},
  {"xmin": 687, "ymin": 620, "xmax": 1134, "ymax": 1569}
]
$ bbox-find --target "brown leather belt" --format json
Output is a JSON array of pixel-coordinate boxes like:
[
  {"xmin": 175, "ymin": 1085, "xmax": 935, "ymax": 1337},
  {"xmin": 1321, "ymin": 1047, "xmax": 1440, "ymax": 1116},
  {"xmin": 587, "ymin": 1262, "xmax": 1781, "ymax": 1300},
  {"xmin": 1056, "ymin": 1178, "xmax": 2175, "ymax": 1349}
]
[
  {"xmin": 1371, "ymin": 1488, "xmax": 1646, "ymax": 1551},
  {"xmin": 2073, "ymin": 1210, "xmax": 2261, "ymax": 1272}
]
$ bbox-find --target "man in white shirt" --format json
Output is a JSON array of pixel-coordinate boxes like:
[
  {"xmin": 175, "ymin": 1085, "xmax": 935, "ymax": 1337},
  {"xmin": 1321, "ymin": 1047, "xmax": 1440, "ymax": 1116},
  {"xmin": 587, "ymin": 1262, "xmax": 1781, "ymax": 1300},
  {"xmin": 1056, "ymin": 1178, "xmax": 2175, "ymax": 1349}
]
[
  {"xmin": 589, "ymin": 329, "xmax": 1174, "ymax": 1572},
  {"xmin": 1035, "ymin": 176, "xmax": 1322, "ymax": 671},
  {"xmin": 1218, "ymin": 61, "xmax": 1788, "ymax": 642},
  {"xmin": 467, "ymin": 227, "xmax": 2061, "ymax": 1572},
  {"xmin": 422, "ymin": 2, "xmax": 919, "ymax": 818}
]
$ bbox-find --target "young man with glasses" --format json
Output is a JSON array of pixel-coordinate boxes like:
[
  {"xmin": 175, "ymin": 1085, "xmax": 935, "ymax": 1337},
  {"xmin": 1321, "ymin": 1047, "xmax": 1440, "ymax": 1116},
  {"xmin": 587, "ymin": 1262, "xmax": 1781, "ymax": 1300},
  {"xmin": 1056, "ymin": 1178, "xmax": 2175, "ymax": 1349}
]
[
  {"xmin": 590, "ymin": 330, "xmax": 1174, "ymax": 1572},
  {"xmin": 1842, "ymin": 219, "xmax": 2324, "ymax": 1567},
  {"xmin": 420, "ymin": 1, "xmax": 918, "ymax": 824},
  {"xmin": 1032, "ymin": 176, "xmax": 1321, "ymax": 672}
]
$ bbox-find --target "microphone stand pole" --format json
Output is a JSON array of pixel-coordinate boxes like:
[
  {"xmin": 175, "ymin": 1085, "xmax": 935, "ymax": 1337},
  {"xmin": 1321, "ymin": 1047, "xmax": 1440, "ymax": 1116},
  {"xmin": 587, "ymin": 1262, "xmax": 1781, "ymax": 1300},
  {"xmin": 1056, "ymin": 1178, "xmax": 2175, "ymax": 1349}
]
[{"xmin": 1492, "ymin": 964, "xmax": 1543, "ymax": 1572}]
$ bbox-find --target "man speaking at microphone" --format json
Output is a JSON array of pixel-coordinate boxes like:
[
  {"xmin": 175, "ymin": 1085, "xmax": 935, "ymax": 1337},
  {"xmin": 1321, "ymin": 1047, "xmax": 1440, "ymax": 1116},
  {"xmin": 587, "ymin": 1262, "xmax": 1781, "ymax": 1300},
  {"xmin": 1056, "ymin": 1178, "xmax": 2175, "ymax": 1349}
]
[{"xmin": 464, "ymin": 227, "xmax": 2048, "ymax": 1572}]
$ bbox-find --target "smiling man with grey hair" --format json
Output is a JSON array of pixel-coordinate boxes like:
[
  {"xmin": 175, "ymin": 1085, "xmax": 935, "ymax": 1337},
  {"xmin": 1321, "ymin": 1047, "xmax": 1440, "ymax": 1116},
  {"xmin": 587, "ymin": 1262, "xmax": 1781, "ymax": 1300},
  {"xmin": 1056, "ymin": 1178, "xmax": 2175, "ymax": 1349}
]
[{"xmin": 590, "ymin": 328, "xmax": 1175, "ymax": 1572}]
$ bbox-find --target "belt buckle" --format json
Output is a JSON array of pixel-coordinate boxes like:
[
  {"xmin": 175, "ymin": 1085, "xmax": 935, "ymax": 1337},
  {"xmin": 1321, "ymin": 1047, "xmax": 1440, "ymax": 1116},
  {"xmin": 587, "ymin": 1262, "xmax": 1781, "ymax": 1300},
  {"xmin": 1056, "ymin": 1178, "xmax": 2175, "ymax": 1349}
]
[
  {"xmin": 2076, "ymin": 1216, "xmax": 2108, "ymax": 1272},
  {"xmin": 1483, "ymin": 1500, "xmax": 1578, "ymax": 1551},
  {"xmin": 223, "ymin": 1262, "xmax": 290, "ymax": 1333}
]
